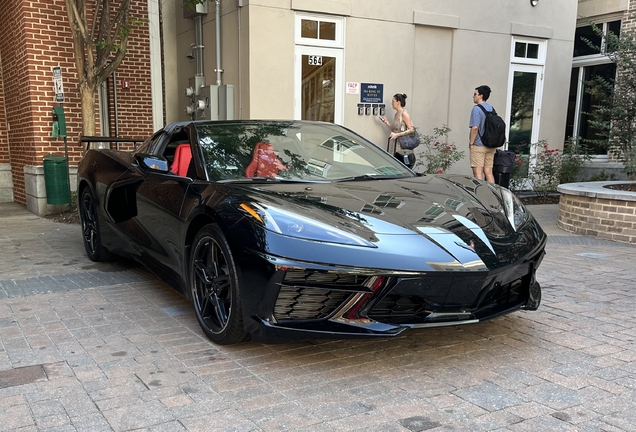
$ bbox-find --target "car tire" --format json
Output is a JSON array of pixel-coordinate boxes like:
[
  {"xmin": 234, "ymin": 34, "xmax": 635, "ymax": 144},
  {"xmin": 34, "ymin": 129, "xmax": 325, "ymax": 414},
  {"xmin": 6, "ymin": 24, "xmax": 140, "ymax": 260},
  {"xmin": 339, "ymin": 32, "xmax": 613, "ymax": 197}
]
[
  {"xmin": 79, "ymin": 187, "xmax": 112, "ymax": 262},
  {"xmin": 190, "ymin": 224, "xmax": 248, "ymax": 345}
]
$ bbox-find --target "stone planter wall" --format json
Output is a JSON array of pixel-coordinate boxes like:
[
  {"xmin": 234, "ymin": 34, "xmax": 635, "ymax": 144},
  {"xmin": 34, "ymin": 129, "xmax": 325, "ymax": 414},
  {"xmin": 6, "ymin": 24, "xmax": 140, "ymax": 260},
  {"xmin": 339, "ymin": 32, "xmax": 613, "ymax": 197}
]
[{"xmin": 557, "ymin": 181, "xmax": 636, "ymax": 245}]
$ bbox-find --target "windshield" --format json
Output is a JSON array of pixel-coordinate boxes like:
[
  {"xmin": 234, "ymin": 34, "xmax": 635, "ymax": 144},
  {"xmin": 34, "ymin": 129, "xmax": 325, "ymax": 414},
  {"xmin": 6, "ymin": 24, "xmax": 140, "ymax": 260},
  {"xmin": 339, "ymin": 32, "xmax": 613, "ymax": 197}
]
[{"xmin": 193, "ymin": 121, "xmax": 414, "ymax": 182}]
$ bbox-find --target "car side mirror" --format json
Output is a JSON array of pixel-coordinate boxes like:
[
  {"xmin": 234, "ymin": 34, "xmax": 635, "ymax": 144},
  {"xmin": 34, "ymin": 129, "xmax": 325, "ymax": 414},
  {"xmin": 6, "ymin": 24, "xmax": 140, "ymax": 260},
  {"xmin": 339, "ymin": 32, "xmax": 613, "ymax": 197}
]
[{"xmin": 135, "ymin": 154, "xmax": 169, "ymax": 173}]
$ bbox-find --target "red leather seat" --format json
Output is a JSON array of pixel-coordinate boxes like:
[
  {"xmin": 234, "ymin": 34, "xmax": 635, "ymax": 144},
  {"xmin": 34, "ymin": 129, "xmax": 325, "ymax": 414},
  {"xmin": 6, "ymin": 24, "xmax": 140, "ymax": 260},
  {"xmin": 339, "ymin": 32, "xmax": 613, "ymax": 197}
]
[
  {"xmin": 171, "ymin": 143, "xmax": 192, "ymax": 177},
  {"xmin": 245, "ymin": 142, "xmax": 288, "ymax": 178}
]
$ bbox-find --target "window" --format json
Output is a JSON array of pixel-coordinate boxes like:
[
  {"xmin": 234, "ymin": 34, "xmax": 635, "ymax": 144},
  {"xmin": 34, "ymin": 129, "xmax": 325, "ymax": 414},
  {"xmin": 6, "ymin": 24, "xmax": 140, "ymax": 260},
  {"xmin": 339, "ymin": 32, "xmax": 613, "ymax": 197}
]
[
  {"xmin": 566, "ymin": 19, "xmax": 621, "ymax": 154},
  {"xmin": 295, "ymin": 14, "xmax": 344, "ymax": 48},
  {"xmin": 514, "ymin": 42, "xmax": 540, "ymax": 60},
  {"xmin": 510, "ymin": 37, "xmax": 546, "ymax": 65},
  {"xmin": 573, "ymin": 20, "xmax": 620, "ymax": 58}
]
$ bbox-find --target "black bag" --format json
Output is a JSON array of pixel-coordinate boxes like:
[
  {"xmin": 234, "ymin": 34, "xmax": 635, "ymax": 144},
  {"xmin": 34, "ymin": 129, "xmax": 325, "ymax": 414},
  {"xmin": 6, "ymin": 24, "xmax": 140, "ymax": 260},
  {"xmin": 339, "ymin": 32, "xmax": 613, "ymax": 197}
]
[
  {"xmin": 387, "ymin": 138, "xmax": 416, "ymax": 168},
  {"xmin": 493, "ymin": 149, "xmax": 516, "ymax": 174},
  {"xmin": 395, "ymin": 110, "xmax": 420, "ymax": 150},
  {"xmin": 397, "ymin": 131, "xmax": 420, "ymax": 150},
  {"xmin": 476, "ymin": 104, "xmax": 506, "ymax": 148}
]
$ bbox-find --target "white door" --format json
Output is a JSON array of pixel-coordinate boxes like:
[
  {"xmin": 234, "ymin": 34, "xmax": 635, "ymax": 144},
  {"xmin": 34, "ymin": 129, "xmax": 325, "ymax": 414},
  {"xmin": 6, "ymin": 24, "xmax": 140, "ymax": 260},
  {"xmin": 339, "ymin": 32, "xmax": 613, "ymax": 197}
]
[
  {"xmin": 504, "ymin": 64, "xmax": 544, "ymax": 157},
  {"xmin": 294, "ymin": 46, "xmax": 344, "ymax": 124}
]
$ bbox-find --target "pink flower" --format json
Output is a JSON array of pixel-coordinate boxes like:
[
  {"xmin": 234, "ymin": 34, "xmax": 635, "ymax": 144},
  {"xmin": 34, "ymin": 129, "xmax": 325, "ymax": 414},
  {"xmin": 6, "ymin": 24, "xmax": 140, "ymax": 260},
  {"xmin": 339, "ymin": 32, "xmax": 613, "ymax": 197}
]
[
  {"xmin": 437, "ymin": 169, "xmax": 443, "ymax": 174},
  {"xmin": 434, "ymin": 142, "xmax": 439, "ymax": 146},
  {"xmin": 517, "ymin": 160, "xmax": 523, "ymax": 165},
  {"xmin": 515, "ymin": 155, "xmax": 519, "ymax": 159},
  {"xmin": 445, "ymin": 146, "xmax": 451, "ymax": 150},
  {"xmin": 541, "ymin": 155, "xmax": 545, "ymax": 159}
]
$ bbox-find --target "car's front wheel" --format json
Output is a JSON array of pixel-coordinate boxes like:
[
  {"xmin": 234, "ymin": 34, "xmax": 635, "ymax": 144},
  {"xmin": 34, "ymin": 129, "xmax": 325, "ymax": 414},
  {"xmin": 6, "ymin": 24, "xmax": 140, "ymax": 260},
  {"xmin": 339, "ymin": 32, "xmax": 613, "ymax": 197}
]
[
  {"xmin": 190, "ymin": 224, "xmax": 248, "ymax": 345},
  {"xmin": 79, "ymin": 187, "xmax": 112, "ymax": 262}
]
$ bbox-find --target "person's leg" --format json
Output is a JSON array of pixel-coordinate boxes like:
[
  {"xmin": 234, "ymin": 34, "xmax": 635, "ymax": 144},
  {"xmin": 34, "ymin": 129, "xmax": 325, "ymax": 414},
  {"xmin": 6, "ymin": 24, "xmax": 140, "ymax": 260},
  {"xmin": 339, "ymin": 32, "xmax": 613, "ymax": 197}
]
[
  {"xmin": 483, "ymin": 167, "xmax": 495, "ymax": 183},
  {"xmin": 472, "ymin": 166, "xmax": 484, "ymax": 180},
  {"xmin": 470, "ymin": 146, "xmax": 486, "ymax": 180},
  {"xmin": 483, "ymin": 149, "xmax": 497, "ymax": 183}
]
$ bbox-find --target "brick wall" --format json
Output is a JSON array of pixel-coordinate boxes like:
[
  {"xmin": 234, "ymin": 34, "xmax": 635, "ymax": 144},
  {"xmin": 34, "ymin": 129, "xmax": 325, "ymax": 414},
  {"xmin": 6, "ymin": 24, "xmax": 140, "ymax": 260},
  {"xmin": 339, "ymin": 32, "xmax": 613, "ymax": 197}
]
[
  {"xmin": 558, "ymin": 194, "xmax": 636, "ymax": 244},
  {"xmin": 0, "ymin": 51, "xmax": 8, "ymax": 165},
  {"xmin": 0, "ymin": 0, "xmax": 155, "ymax": 205}
]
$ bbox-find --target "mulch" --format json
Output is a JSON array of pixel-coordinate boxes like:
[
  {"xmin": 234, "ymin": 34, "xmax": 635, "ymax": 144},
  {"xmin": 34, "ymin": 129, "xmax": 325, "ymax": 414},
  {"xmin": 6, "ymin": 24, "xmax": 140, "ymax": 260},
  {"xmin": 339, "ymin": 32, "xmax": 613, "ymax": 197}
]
[
  {"xmin": 518, "ymin": 195, "xmax": 560, "ymax": 205},
  {"xmin": 44, "ymin": 209, "xmax": 80, "ymax": 225}
]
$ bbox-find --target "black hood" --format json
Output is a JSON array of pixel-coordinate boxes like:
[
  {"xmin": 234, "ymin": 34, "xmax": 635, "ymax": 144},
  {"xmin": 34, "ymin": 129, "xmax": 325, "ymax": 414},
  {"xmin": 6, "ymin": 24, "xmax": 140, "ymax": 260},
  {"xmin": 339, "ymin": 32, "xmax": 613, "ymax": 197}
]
[{"xmin": 234, "ymin": 174, "xmax": 505, "ymax": 237}]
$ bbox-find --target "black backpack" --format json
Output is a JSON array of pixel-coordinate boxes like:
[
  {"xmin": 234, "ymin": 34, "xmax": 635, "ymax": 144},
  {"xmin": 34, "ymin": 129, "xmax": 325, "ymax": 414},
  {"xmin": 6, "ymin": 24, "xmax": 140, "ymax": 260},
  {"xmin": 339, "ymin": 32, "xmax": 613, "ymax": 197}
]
[{"xmin": 476, "ymin": 104, "xmax": 506, "ymax": 148}]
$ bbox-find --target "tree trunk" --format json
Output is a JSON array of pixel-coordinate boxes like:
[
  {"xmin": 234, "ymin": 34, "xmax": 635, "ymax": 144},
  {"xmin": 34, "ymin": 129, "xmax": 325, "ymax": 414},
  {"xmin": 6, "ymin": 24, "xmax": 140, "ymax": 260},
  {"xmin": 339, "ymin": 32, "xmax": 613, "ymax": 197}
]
[{"xmin": 80, "ymin": 84, "xmax": 96, "ymax": 151}]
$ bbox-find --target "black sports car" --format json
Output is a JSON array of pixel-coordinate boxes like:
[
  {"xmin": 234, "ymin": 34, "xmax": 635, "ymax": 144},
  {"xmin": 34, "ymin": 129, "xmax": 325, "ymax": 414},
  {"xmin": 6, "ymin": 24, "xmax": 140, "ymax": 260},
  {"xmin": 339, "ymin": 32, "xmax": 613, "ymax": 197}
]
[{"xmin": 77, "ymin": 120, "xmax": 546, "ymax": 345}]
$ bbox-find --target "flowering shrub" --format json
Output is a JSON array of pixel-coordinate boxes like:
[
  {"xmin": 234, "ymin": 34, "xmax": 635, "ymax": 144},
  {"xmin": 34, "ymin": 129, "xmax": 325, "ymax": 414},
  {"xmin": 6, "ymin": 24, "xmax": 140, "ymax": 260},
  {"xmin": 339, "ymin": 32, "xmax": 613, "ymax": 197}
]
[
  {"xmin": 508, "ymin": 154, "xmax": 529, "ymax": 192},
  {"xmin": 508, "ymin": 140, "xmax": 588, "ymax": 196},
  {"xmin": 416, "ymin": 125, "xmax": 465, "ymax": 174}
]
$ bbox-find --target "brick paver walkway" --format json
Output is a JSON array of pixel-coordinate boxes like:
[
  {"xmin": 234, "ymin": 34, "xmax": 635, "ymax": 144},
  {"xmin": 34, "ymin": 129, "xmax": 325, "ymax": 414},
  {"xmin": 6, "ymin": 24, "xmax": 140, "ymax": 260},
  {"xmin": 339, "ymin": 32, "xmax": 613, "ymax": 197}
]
[{"xmin": 0, "ymin": 202, "xmax": 635, "ymax": 431}]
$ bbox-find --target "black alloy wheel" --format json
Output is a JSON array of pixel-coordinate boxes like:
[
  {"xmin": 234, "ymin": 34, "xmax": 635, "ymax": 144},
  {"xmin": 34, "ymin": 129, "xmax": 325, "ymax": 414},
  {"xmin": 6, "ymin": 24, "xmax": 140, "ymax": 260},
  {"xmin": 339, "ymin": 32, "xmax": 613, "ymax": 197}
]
[
  {"xmin": 190, "ymin": 224, "xmax": 248, "ymax": 345},
  {"xmin": 79, "ymin": 188, "xmax": 112, "ymax": 262}
]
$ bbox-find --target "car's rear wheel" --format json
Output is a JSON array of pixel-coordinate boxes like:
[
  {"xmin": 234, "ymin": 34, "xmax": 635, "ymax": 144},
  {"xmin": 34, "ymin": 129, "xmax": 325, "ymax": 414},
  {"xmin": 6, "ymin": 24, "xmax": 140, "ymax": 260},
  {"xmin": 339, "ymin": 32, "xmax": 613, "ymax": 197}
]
[
  {"xmin": 79, "ymin": 188, "xmax": 112, "ymax": 262},
  {"xmin": 190, "ymin": 225, "xmax": 248, "ymax": 345}
]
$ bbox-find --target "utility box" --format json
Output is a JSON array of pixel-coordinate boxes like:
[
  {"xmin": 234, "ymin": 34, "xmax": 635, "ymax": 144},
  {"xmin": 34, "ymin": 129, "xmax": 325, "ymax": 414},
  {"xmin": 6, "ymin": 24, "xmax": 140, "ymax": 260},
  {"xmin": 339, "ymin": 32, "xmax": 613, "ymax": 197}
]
[
  {"xmin": 219, "ymin": 85, "xmax": 234, "ymax": 120},
  {"xmin": 43, "ymin": 154, "xmax": 70, "ymax": 204},
  {"xmin": 183, "ymin": 1, "xmax": 208, "ymax": 18},
  {"xmin": 199, "ymin": 85, "xmax": 219, "ymax": 120}
]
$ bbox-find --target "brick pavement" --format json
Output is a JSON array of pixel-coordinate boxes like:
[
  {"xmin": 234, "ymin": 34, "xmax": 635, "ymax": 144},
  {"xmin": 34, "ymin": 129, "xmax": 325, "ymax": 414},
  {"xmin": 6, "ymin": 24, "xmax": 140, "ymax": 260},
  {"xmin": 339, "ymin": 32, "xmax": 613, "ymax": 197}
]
[{"xmin": 0, "ymin": 202, "xmax": 635, "ymax": 431}]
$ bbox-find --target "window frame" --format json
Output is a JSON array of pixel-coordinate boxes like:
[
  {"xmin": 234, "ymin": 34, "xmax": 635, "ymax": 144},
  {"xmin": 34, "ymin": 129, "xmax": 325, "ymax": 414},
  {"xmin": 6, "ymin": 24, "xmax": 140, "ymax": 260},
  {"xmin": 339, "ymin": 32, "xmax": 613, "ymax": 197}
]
[
  {"xmin": 294, "ymin": 13, "xmax": 345, "ymax": 48},
  {"xmin": 573, "ymin": 17, "xmax": 622, "ymax": 61},
  {"xmin": 509, "ymin": 37, "xmax": 546, "ymax": 66}
]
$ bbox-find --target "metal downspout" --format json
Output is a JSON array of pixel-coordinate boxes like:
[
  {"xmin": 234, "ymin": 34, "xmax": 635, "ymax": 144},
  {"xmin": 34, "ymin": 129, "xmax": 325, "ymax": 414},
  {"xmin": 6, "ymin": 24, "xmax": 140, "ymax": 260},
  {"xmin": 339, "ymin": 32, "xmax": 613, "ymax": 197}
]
[
  {"xmin": 215, "ymin": 0, "xmax": 222, "ymax": 86},
  {"xmin": 194, "ymin": 15, "xmax": 204, "ymax": 79}
]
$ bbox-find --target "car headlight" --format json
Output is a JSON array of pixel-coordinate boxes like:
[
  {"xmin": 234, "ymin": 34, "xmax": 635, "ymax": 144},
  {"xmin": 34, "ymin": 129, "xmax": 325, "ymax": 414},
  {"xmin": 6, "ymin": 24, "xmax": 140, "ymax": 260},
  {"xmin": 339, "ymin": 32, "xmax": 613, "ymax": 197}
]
[
  {"xmin": 500, "ymin": 188, "xmax": 529, "ymax": 231},
  {"xmin": 237, "ymin": 203, "xmax": 375, "ymax": 247}
]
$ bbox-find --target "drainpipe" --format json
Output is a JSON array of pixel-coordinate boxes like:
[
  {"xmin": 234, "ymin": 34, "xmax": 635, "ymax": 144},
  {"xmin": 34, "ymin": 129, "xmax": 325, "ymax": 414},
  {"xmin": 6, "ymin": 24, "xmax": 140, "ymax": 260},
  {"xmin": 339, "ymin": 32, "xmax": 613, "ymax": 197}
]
[
  {"xmin": 194, "ymin": 14, "xmax": 204, "ymax": 81},
  {"xmin": 214, "ymin": 0, "xmax": 223, "ymax": 86}
]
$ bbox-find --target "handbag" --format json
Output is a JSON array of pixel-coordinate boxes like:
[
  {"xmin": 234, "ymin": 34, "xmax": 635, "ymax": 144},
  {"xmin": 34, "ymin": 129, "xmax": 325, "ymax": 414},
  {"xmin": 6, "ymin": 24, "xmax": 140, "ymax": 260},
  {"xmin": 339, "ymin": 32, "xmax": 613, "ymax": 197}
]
[
  {"xmin": 397, "ymin": 131, "xmax": 420, "ymax": 150},
  {"xmin": 396, "ymin": 110, "xmax": 420, "ymax": 150}
]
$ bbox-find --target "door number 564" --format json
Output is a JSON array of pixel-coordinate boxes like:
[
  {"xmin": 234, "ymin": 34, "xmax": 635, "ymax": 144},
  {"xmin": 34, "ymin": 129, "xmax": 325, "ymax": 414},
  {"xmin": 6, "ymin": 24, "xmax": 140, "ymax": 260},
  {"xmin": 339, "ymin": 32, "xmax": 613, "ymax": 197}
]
[{"xmin": 308, "ymin": 55, "xmax": 323, "ymax": 66}]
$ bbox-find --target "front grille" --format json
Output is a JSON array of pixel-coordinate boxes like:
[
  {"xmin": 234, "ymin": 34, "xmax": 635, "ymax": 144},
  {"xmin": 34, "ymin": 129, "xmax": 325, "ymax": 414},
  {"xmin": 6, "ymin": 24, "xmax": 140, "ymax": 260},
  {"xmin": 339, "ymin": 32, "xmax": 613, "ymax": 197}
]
[
  {"xmin": 282, "ymin": 270, "xmax": 366, "ymax": 287},
  {"xmin": 368, "ymin": 295, "xmax": 430, "ymax": 324},
  {"xmin": 274, "ymin": 286, "xmax": 352, "ymax": 321}
]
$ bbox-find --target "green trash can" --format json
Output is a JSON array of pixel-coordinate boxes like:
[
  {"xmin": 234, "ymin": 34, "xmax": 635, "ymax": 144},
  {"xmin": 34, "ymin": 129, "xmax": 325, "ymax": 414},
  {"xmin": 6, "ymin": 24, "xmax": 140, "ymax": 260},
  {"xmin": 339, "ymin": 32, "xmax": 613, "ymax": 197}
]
[{"xmin": 43, "ymin": 154, "xmax": 70, "ymax": 204}]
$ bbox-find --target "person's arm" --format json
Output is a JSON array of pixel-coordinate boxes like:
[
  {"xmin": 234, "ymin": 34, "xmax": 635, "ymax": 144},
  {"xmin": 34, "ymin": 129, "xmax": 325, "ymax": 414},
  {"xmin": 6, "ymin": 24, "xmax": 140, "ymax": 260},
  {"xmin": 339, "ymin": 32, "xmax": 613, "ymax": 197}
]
[
  {"xmin": 469, "ymin": 106, "xmax": 481, "ymax": 148},
  {"xmin": 469, "ymin": 126, "xmax": 479, "ymax": 149},
  {"xmin": 379, "ymin": 116, "xmax": 392, "ymax": 131}
]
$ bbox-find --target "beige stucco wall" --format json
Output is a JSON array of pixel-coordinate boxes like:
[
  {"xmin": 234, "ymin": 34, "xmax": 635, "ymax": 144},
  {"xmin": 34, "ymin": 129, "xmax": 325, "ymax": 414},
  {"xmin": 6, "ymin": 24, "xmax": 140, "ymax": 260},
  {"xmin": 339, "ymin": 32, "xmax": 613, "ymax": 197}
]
[
  {"xmin": 169, "ymin": 0, "xmax": 577, "ymax": 175},
  {"xmin": 578, "ymin": 0, "xmax": 629, "ymax": 18}
]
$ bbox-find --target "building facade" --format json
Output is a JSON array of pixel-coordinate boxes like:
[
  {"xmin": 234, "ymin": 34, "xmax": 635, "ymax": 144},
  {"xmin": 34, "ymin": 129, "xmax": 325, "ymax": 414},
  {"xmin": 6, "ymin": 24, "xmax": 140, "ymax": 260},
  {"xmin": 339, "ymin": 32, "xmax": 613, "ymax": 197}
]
[
  {"xmin": 0, "ymin": 0, "xmax": 578, "ymax": 214},
  {"xmin": 568, "ymin": 0, "xmax": 635, "ymax": 178},
  {"xmin": 168, "ymin": 0, "xmax": 577, "ymax": 165},
  {"xmin": 0, "ymin": 0, "xmax": 157, "ymax": 214}
]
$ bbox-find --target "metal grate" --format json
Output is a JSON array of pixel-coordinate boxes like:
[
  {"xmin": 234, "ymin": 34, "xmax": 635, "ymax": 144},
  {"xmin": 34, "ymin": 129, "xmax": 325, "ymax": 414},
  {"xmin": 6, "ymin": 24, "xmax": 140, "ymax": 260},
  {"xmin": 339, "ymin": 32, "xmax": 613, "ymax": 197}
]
[
  {"xmin": 282, "ymin": 270, "xmax": 366, "ymax": 286},
  {"xmin": 274, "ymin": 286, "xmax": 352, "ymax": 321}
]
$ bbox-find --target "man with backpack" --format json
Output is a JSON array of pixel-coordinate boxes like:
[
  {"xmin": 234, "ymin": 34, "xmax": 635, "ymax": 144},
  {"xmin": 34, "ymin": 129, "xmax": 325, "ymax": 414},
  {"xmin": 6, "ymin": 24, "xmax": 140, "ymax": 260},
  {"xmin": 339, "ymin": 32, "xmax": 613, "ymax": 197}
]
[{"xmin": 469, "ymin": 85, "xmax": 505, "ymax": 183}]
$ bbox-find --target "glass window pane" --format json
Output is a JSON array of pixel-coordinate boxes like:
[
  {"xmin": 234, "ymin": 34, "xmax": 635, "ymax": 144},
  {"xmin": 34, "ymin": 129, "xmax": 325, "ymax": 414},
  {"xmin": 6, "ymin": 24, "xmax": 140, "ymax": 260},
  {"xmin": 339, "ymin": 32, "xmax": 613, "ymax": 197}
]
[
  {"xmin": 580, "ymin": 63, "xmax": 616, "ymax": 154},
  {"xmin": 302, "ymin": 55, "xmax": 336, "ymax": 122},
  {"xmin": 565, "ymin": 68, "xmax": 579, "ymax": 140},
  {"xmin": 514, "ymin": 42, "xmax": 526, "ymax": 58},
  {"xmin": 509, "ymin": 71, "xmax": 538, "ymax": 155},
  {"xmin": 608, "ymin": 20, "xmax": 621, "ymax": 38},
  {"xmin": 301, "ymin": 20, "xmax": 318, "ymax": 39},
  {"xmin": 574, "ymin": 25, "xmax": 601, "ymax": 57},
  {"xmin": 527, "ymin": 43, "xmax": 539, "ymax": 59},
  {"xmin": 319, "ymin": 21, "xmax": 336, "ymax": 40},
  {"xmin": 606, "ymin": 20, "xmax": 621, "ymax": 53}
]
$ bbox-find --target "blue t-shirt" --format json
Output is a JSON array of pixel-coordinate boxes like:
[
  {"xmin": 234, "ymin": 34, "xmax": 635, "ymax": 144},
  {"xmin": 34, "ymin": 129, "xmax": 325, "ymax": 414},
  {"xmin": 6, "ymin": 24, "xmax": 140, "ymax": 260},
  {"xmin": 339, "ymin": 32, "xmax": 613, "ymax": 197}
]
[{"xmin": 469, "ymin": 102, "xmax": 493, "ymax": 147}]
